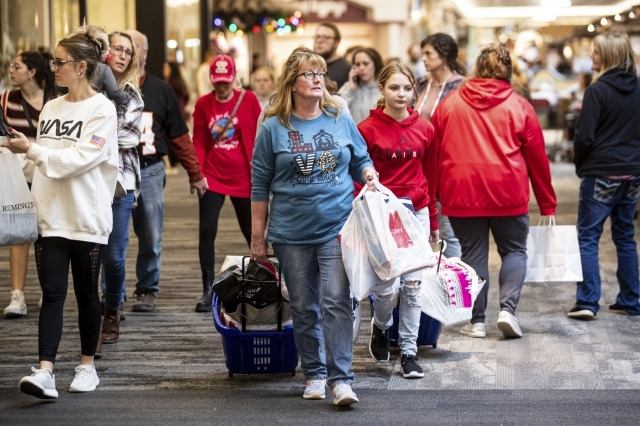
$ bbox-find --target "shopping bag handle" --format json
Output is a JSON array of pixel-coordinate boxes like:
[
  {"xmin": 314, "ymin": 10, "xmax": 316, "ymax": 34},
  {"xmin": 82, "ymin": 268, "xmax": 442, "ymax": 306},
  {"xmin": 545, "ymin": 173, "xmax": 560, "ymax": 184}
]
[
  {"xmin": 537, "ymin": 215, "xmax": 556, "ymax": 226},
  {"xmin": 431, "ymin": 239, "xmax": 447, "ymax": 273}
]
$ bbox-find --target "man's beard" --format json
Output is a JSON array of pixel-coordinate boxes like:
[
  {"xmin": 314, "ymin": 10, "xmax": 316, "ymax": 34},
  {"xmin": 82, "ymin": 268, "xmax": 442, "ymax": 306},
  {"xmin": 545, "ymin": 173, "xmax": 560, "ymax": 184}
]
[{"xmin": 319, "ymin": 49, "xmax": 334, "ymax": 60}]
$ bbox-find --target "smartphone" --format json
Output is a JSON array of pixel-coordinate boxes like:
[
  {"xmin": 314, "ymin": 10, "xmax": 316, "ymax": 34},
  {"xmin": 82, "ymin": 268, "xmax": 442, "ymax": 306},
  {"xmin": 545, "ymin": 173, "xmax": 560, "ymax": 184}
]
[{"xmin": 1, "ymin": 122, "xmax": 15, "ymax": 138}]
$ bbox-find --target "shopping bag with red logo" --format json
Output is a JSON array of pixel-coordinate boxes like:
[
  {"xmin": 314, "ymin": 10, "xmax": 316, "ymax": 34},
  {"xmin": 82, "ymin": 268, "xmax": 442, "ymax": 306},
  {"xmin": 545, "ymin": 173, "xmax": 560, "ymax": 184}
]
[{"xmin": 351, "ymin": 182, "xmax": 436, "ymax": 281}]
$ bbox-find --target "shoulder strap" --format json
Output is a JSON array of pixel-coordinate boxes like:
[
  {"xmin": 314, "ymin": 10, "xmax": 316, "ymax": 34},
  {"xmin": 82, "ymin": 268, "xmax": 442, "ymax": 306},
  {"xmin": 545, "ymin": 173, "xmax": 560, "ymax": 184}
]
[
  {"xmin": 19, "ymin": 96, "xmax": 37, "ymax": 133},
  {"xmin": 214, "ymin": 89, "xmax": 246, "ymax": 143}
]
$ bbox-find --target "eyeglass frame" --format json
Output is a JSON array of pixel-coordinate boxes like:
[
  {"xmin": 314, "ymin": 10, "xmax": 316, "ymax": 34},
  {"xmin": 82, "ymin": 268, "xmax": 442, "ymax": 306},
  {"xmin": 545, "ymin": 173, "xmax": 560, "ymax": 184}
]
[
  {"xmin": 9, "ymin": 62, "xmax": 24, "ymax": 70},
  {"xmin": 49, "ymin": 59, "xmax": 81, "ymax": 71},
  {"xmin": 296, "ymin": 71, "xmax": 328, "ymax": 81},
  {"xmin": 313, "ymin": 35, "xmax": 335, "ymax": 42},
  {"xmin": 111, "ymin": 45, "xmax": 133, "ymax": 59}
]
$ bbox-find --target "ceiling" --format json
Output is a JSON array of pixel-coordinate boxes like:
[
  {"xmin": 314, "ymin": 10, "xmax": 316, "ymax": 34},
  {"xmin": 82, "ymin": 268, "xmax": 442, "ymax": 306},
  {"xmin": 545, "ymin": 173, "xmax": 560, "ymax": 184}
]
[{"xmin": 451, "ymin": 0, "xmax": 638, "ymax": 27}]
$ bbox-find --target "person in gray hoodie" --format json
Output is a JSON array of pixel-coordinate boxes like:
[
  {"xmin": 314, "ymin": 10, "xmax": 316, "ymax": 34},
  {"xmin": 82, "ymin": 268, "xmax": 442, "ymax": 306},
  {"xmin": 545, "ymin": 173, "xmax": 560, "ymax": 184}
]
[{"xmin": 569, "ymin": 31, "xmax": 640, "ymax": 320}]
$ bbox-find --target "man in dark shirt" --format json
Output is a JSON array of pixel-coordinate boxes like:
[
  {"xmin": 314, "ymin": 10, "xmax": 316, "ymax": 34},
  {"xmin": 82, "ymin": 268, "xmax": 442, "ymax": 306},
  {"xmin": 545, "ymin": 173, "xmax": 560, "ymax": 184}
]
[
  {"xmin": 124, "ymin": 29, "xmax": 208, "ymax": 313},
  {"xmin": 313, "ymin": 22, "xmax": 351, "ymax": 89}
]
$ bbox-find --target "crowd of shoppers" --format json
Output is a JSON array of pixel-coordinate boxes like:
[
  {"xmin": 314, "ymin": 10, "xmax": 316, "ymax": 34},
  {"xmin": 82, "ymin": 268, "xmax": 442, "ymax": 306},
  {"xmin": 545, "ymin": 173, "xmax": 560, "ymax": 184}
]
[{"xmin": 1, "ymin": 15, "xmax": 638, "ymax": 407}]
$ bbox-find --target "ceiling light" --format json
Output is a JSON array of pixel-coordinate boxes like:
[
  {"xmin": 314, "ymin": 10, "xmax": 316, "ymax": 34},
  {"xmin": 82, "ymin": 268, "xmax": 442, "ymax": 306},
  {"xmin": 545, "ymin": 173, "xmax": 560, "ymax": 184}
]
[
  {"xmin": 540, "ymin": 0, "xmax": 571, "ymax": 7},
  {"xmin": 600, "ymin": 17, "xmax": 608, "ymax": 25},
  {"xmin": 587, "ymin": 24, "xmax": 595, "ymax": 32},
  {"xmin": 615, "ymin": 13, "xmax": 622, "ymax": 21}
]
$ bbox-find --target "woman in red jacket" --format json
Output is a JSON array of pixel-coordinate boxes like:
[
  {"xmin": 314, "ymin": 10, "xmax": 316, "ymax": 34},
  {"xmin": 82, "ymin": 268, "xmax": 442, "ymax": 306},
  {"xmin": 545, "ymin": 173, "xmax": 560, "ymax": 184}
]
[
  {"xmin": 357, "ymin": 61, "xmax": 439, "ymax": 378},
  {"xmin": 432, "ymin": 43, "xmax": 557, "ymax": 339}
]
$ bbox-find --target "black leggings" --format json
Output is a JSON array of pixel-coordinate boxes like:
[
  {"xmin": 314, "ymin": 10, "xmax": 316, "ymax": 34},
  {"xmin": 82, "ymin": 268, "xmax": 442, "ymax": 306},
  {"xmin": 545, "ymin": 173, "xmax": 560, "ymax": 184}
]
[
  {"xmin": 35, "ymin": 237, "xmax": 104, "ymax": 363},
  {"xmin": 198, "ymin": 191, "xmax": 251, "ymax": 271}
]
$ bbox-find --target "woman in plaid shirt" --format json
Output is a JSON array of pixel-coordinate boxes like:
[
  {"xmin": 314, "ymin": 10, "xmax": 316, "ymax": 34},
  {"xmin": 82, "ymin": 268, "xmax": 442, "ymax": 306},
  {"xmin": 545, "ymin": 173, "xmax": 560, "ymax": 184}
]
[{"xmin": 97, "ymin": 30, "xmax": 144, "ymax": 355}]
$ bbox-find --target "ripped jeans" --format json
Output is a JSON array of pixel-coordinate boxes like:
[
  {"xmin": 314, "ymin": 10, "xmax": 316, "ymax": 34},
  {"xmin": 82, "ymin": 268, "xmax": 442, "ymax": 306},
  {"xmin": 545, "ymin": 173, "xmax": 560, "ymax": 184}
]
[
  {"xmin": 371, "ymin": 207, "xmax": 429, "ymax": 357},
  {"xmin": 575, "ymin": 176, "xmax": 640, "ymax": 313}
]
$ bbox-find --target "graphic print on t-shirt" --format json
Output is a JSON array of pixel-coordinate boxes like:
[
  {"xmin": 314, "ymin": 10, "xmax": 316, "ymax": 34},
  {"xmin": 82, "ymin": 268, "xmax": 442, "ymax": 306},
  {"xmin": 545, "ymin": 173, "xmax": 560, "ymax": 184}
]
[
  {"xmin": 288, "ymin": 129, "xmax": 341, "ymax": 185},
  {"xmin": 210, "ymin": 115, "xmax": 238, "ymax": 150}
]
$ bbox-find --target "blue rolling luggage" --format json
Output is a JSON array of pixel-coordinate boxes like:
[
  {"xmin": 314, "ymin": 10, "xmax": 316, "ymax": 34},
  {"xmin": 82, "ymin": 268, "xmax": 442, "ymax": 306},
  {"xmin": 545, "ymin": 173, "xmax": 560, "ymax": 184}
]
[{"xmin": 368, "ymin": 294, "xmax": 442, "ymax": 348}]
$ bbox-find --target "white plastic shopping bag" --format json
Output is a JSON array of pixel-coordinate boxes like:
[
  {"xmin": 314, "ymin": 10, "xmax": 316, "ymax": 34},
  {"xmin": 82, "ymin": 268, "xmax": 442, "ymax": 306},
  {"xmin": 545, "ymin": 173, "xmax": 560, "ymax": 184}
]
[
  {"xmin": 420, "ymin": 241, "xmax": 485, "ymax": 326},
  {"xmin": 339, "ymin": 210, "xmax": 396, "ymax": 301},
  {"xmin": 351, "ymin": 182, "xmax": 436, "ymax": 281},
  {"xmin": 0, "ymin": 147, "xmax": 37, "ymax": 246},
  {"xmin": 524, "ymin": 216, "xmax": 583, "ymax": 287}
]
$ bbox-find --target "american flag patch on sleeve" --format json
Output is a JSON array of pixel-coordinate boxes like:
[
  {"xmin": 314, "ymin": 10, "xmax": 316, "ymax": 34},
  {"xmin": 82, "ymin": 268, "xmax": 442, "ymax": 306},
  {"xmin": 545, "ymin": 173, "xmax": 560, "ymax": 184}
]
[{"xmin": 90, "ymin": 135, "xmax": 107, "ymax": 149}]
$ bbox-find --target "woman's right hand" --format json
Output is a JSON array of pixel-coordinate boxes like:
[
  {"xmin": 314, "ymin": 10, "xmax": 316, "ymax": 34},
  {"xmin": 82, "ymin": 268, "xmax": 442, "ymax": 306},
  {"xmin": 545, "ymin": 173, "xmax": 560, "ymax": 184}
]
[
  {"xmin": 0, "ymin": 128, "xmax": 30, "ymax": 154},
  {"xmin": 250, "ymin": 235, "xmax": 268, "ymax": 263}
]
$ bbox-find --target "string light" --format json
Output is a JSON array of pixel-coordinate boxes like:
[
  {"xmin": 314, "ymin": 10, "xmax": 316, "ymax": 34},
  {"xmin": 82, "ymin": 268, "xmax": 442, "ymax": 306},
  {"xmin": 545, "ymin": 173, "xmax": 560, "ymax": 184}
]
[{"xmin": 212, "ymin": 11, "xmax": 304, "ymax": 35}]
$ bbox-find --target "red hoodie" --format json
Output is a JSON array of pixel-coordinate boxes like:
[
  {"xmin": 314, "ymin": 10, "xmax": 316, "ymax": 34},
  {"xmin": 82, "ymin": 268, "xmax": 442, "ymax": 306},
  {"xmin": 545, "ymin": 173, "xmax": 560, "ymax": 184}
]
[
  {"xmin": 432, "ymin": 78, "xmax": 557, "ymax": 217},
  {"xmin": 357, "ymin": 107, "xmax": 439, "ymax": 231}
]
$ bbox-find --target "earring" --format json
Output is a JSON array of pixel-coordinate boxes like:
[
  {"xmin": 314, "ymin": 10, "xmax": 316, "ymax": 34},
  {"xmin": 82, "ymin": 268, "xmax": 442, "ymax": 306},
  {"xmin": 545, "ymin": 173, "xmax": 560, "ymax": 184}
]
[{"xmin": 78, "ymin": 73, "xmax": 83, "ymax": 79}]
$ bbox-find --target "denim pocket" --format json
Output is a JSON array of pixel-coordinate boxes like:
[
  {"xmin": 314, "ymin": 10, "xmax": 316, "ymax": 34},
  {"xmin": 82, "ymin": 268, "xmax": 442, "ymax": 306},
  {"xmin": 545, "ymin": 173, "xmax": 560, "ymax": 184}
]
[
  {"xmin": 627, "ymin": 179, "xmax": 640, "ymax": 201},
  {"xmin": 593, "ymin": 178, "xmax": 620, "ymax": 203}
]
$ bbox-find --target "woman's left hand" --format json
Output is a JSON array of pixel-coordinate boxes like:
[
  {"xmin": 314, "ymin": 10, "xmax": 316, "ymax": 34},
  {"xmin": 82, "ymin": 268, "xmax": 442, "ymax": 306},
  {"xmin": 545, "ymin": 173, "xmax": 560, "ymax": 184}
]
[{"xmin": 0, "ymin": 128, "xmax": 30, "ymax": 153}]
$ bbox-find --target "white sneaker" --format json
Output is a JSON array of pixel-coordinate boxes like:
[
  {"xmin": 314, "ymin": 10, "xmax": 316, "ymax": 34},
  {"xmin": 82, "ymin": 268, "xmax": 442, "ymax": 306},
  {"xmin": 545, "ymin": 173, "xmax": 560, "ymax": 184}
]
[
  {"xmin": 4, "ymin": 290, "xmax": 27, "ymax": 318},
  {"xmin": 19, "ymin": 367, "xmax": 58, "ymax": 399},
  {"xmin": 303, "ymin": 379, "xmax": 326, "ymax": 399},
  {"xmin": 332, "ymin": 383, "xmax": 359, "ymax": 406},
  {"xmin": 69, "ymin": 364, "xmax": 99, "ymax": 392},
  {"xmin": 460, "ymin": 322, "xmax": 486, "ymax": 338},
  {"xmin": 497, "ymin": 311, "xmax": 523, "ymax": 338}
]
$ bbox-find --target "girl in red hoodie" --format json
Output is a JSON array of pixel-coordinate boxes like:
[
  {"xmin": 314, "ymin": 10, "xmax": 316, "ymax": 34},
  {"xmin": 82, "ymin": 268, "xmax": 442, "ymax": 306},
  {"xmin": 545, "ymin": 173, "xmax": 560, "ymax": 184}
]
[{"xmin": 357, "ymin": 61, "xmax": 439, "ymax": 379}]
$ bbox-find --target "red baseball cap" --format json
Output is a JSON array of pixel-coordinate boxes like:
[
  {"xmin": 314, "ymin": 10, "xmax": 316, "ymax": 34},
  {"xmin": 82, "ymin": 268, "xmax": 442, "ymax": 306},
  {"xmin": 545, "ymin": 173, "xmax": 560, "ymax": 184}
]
[{"xmin": 210, "ymin": 55, "xmax": 236, "ymax": 84}]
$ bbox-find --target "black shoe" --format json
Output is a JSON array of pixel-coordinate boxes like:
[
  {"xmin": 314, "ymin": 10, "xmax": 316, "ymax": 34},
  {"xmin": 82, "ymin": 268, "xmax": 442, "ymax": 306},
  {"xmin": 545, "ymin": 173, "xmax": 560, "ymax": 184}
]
[
  {"xmin": 195, "ymin": 269, "xmax": 215, "ymax": 313},
  {"xmin": 132, "ymin": 291, "xmax": 155, "ymax": 312},
  {"xmin": 369, "ymin": 318, "xmax": 390, "ymax": 362},
  {"xmin": 609, "ymin": 303, "xmax": 640, "ymax": 316},
  {"xmin": 401, "ymin": 354, "xmax": 424, "ymax": 379},
  {"xmin": 567, "ymin": 306, "xmax": 596, "ymax": 320}
]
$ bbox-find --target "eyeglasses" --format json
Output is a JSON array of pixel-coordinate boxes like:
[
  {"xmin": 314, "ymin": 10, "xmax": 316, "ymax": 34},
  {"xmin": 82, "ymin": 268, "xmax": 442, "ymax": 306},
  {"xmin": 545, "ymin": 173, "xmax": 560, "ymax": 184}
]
[
  {"xmin": 9, "ymin": 62, "xmax": 22, "ymax": 70},
  {"xmin": 296, "ymin": 71, "xmax": 328, "ymax": 81},
  {"xmin": 313, "ymin": 35, "xmax": 335, "ymax": 41},
  {"xmin": 111, "ymin": 45, "xmax": 133, "ymax": 59},
  {"xmin": 49, "ymin": 59, "xmax": 81, "ymax": 71}
]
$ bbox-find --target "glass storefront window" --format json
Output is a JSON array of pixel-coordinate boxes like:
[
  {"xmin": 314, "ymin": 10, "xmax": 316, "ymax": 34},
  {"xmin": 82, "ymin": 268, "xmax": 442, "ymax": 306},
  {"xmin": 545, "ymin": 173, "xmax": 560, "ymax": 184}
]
[{"xmin": 86, "ymin": 0, "xmax": 135, "ymax": 34}]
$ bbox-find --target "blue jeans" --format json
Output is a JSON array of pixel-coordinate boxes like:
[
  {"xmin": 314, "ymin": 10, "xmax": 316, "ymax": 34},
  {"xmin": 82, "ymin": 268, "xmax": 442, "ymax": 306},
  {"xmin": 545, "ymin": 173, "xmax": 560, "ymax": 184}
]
[
  {"xmin": 102, "ymin": 190, "xmax": 135, "ymax": 310},
  {"xmin": 575, "ymin": 176, "xmax": 640, "ymax": 313},
  {"xmin": 373, "ymin": 207, "xmax": 429, "ymax": 356},
  {"xmin": 437, "ymin": 201, "xmax": 461, "ymax": 258},
  {"xmin": 272, "ymin": 239, "xmax": 355, "ymax": 387},
  {"xmin": 132, "ymin": 161, "xmax": 166, "ymax": 297}
]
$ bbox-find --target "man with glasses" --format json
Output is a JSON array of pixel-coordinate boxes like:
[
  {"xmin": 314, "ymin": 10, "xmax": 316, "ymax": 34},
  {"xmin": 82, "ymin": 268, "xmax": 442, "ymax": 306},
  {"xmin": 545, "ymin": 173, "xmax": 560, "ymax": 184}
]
[
  {"xmin": 123, "ymin": 29, "xmax": 208, "ymax": 313},
  {"xmin": 313, "ymin": 22, "xmax": 351, "ymax": 89}
]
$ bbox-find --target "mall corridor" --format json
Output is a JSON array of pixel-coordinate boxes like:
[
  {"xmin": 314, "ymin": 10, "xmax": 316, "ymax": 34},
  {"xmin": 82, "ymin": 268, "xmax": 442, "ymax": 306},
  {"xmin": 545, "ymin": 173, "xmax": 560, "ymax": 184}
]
[{"xmin": 1, "ymin": 162, "xmax": 639, "ymax": 425}]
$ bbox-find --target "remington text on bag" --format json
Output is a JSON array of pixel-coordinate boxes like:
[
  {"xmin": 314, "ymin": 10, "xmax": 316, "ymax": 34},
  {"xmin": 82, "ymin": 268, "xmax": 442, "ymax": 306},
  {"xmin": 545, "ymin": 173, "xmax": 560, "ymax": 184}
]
[
  {"xmin": 524, "ymin": 216, "xmax": 583, "ymax": 287},
  {"xmin": 0, "ymin": 148, "xmax": 38, "ymax": 246}
]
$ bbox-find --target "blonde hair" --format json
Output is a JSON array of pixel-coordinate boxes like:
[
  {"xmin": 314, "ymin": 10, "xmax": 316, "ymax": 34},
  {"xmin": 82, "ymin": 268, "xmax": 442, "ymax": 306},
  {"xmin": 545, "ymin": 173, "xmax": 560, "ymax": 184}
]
[
  {"xmin": 109, "ymin": 31, "xmax": 140, "ymax": 89},
  {"xmin": 264, "ymin": 47, "xmax": 341, "ymax": 130},
  {"xmin": 472, "ymin": 42, "xmax": 512, "ymax": 83},
  {"xmin": 592, "ymin": 31, "xmax": 636, "ymax": 81},
  {"xmin": 375, "ymin": 61, "xmax": 417, "ymax": 109}
]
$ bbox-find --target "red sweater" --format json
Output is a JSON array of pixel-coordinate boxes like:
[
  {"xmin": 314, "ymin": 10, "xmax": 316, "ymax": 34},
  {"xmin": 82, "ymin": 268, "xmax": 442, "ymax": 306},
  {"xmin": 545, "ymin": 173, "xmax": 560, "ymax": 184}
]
[
  {"xmin": 432, "ymin": 78, "xmax": 557, "ymax": 217},
  {"xmin": 192, "ymin": 88, "xmax": 262, "ymax": 198},
  {"xmin": 357, "ymin": 107, "xmax": 439, "ymax": 231}
]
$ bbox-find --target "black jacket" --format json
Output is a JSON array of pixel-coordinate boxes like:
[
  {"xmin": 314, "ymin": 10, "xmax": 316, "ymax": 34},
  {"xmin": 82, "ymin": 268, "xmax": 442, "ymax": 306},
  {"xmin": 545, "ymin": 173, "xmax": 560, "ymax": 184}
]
[{"xmin": 573, "ymin": 67, "xmax": 640, "ymax": 177}]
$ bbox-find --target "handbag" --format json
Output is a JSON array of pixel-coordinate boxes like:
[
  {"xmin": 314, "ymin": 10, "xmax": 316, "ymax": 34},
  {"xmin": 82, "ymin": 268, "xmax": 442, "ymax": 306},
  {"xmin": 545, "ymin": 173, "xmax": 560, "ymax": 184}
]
[
  {"xmin": 352, "ymin": 181, "xmax": 436, "ymax": 281},
  {"xmin": 0, "ymin": 147, "xmax": 38, "ymax": 246},
  {"xmin": 339, "ymin": 208, "xmax": 396, "ymax": 301},
  {"xmin": 420, "ymin": 241, "xmax": 485, "ymax": 326},
  {"xmin": 524, "ymin": 216, "xmax": 583, "ymax": 287}
]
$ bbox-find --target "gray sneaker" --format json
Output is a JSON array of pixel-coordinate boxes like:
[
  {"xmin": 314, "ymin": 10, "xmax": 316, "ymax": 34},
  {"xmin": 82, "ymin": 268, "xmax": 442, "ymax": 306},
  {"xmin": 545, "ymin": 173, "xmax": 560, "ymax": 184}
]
[
  {"xmin": 132, "ymin": 291, "xmax": 155, "ymax": 312},
  {"xmin": 460, "ymin": 322, "xmax": 486, "ymax": 338}
]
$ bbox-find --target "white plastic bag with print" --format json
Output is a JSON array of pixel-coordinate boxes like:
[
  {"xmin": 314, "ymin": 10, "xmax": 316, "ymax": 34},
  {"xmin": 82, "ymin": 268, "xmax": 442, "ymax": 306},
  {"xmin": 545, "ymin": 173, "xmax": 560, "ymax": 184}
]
[
  {"xmin": 351, "ymin": 182, "xmax": 436, "ymax": 281},
  {"xmin": 0, "ymin": 147, "xmax": 38, "ymax": 246}
]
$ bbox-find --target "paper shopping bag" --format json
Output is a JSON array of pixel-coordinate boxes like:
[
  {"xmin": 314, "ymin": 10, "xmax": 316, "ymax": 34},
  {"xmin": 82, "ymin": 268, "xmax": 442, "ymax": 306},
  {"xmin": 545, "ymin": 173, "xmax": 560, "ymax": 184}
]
[
  {"xmin": 524, "ymin": 217, "xmax": 583, "ymax": 287},
  {"xmin": 0, "ymin": 148, "xmax": 38, "ymax": 246}
]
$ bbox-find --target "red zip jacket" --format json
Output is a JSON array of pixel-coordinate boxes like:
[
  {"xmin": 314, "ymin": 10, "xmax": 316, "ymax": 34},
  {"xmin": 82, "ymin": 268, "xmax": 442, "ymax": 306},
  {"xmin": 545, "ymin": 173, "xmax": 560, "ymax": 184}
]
[
  {"xmin": 432, "ymin": 78, "xmax": 556, "ymax": 217},
  {"xmin": 357, "ymin": 107, "xmax": 439, "ymax": 231}
]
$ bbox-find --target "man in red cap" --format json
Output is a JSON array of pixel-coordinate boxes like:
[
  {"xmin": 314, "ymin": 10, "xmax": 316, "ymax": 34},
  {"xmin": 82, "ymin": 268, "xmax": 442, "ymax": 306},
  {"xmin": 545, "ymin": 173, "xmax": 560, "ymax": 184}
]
[{"xmin": 191, "ymin": 54, "xmax": 263, "ymax": 312}]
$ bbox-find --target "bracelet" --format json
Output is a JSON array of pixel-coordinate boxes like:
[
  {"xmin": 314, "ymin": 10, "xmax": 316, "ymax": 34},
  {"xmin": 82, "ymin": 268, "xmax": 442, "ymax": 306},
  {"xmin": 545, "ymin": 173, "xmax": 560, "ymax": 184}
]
[{"xmin": 25, "ymin": 141, "xmax": 33, "ymax": 156}]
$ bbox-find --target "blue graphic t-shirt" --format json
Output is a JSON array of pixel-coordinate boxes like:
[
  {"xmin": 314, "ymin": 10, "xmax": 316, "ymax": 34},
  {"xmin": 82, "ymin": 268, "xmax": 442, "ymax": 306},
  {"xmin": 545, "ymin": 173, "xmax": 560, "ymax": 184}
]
[{"xmin": 252, "ymin": 111, "xmax": 373, "ymax": 244}]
